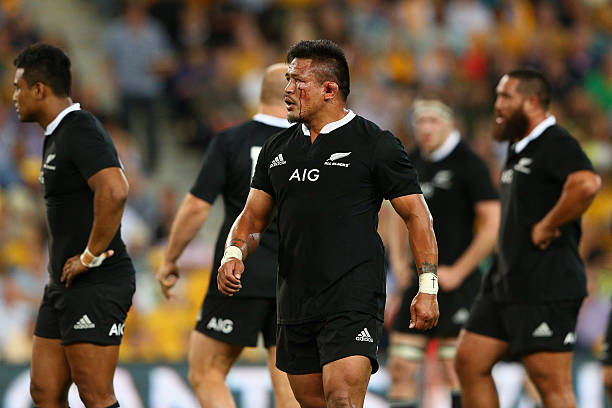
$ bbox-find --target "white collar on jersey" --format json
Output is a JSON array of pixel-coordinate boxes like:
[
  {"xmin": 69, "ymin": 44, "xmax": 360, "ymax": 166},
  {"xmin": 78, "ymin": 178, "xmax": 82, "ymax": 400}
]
[
  {"xmin": 513, "ymin": 115, "xmax": 556, "ymax": 154},
  {"xmin": 253, "ymin": 113, "xmax": 292, "ymax": 128},
  {"xmin": 426, "ymin": 130, "xmax": 461, "ymax": 162},
  {"xmin": 44, "ymin": 103, "xmax": 81, "ymax": 136},
  {"xmin": 301, "ymin": 109, "xmax": 356, "ymax": 136}
]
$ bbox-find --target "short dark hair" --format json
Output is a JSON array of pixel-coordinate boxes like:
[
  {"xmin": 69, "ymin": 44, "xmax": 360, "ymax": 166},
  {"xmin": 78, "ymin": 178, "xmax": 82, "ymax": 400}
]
[
  {"xmin": 286, "ymin": 39, "xmax": 350, "ymax": 101},
  {"xmin": 14, "ymin": 43, "xmax": 71, "ymax": 97},
  {"xmin": 507, "ymin": 68, "xmax": 551, "ymax": 110}
]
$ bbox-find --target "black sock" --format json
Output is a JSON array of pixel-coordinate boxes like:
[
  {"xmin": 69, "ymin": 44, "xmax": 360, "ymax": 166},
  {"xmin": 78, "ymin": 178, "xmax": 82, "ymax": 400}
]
[
  {"xmin": 451, "ymin": 392, "xmax": 462, "ymax": 408},
  {"xmin": 105, "ymin": 403, "xmax": 119, "ymax": 408}
]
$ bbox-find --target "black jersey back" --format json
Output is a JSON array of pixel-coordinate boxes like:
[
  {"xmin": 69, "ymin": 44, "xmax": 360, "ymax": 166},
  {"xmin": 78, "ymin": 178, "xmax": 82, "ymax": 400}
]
[
  {"xmin": 489, "ymin": 124, "xmax": 594, "ymax": 302},
  {"xmin": 408, "ymin": 140, "xmax": 498, "ymax": 291},
  {"xmin": 40, "ymin": 110, "xmax": 130, "ymax": 284},
  {"xmin": 190, "ymin": 118, "xmax": 289, "ymax": 298},
  {"xmin": 251, "ymin": 113, "xmax": 422, "ymax": 324}
]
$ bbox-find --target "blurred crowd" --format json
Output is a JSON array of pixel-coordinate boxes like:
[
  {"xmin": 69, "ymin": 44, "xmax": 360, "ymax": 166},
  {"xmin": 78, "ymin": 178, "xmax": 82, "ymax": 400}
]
[{"xmin": 0, "ymin": 0, "xmax": 611, "ymax": 370}]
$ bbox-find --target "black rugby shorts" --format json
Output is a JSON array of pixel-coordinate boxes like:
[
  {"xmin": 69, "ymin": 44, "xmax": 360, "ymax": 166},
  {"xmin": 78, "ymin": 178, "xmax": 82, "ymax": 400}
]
[
  {"xmin": 276, "ymin": 311, "xmax": 382, "ymax": 375},
  {"xmin": 34, "ymin": 276, "xmax": 135, "ymax": 346},
  {"xmin": 195, "ymin": 295, "xmax": 277, "ymax": 347},
  {"xmin": 465, "ymin": 294, "xmax": 583, "ymax": 358}
]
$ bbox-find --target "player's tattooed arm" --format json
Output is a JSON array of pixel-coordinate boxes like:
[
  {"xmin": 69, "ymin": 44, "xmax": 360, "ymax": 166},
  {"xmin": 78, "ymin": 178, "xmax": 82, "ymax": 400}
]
[{"xmin": 418, "ymin": 261, "xmax": 438, "ymax": 276}]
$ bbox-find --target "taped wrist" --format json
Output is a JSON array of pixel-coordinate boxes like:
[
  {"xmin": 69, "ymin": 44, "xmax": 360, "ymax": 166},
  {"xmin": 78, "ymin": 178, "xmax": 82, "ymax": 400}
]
[
  {"xmin": 79, "ymin": 247, "xmax": 107, "ymax": 268},
  {"xmin": 221, "ymin": 245, "xmax": 243, "ymax": 266},
  {"xmin": 418, "ymin": 272, "xmax": 438, "ymax": 294}
]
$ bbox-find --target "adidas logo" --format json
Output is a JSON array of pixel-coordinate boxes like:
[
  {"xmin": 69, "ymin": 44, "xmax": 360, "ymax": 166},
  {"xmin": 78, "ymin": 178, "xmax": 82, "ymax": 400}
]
[
  {"xmin": 73, "ymin": 314, "xmax": 95, "ymax": 330},
  {"xmin": 532, "ymin": 322, "xmax": 553, "ymax": 337},
  {"xmin": 270, "ymin": 154, "xmax": 286, "ymax": 168},
  {"xmin": 563, "ymin": 332, "xmax": 576, "ymax": 345},
  {"xmin": 324, "ymin": 152, "xmax": 351, "ymax": 167},
  {"xmin": 355, "ymin": 327, "xmax": 373, "ymax": 342}
]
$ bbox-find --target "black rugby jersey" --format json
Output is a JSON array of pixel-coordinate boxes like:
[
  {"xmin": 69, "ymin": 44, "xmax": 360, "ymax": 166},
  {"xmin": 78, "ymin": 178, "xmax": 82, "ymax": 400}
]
[
  {"xmin": 251, "ymin": 111, "xmax": 422, "ymax": 324},
  {"xmin": 408, "ymin": 134, "xmax": 498, "ymax": 293},
  {"xmin": 488, "ymin": 118, "xmax": 594, "ymax": 302},
  {"xmin": 40, "ymin": 106, "xmax": 130, "ymax": 284},
  {"xmin": 190, "ymin": 115, "xmax": 291, "ymax": 298}
]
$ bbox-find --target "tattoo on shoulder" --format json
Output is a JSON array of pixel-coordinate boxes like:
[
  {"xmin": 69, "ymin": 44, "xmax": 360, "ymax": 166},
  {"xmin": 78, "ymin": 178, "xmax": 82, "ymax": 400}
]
[{"xmin": 420, "ymin": 262, "xmax": 437, "ymax": 275}]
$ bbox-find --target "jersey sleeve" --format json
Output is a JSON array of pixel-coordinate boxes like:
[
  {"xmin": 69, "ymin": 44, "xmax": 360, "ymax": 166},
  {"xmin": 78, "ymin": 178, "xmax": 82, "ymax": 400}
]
[
  {"xmin": 373, "ymin": 132, "xmax": 422, "ymax": 200},
  {"xmin": 464, "ymin": 154, "xmax": 499, "ymax": 203},
  {"xmin": 251, "ymin": 139, "xmax": 274, "ymax": 197},
  {"xmin": 189, "ymin": 134, "xmax": 227, "ymax": 204},
  {"xmin": 63, "ymin": 124, "xmax": 122, "ymax": 181},
  {"xmin": 546, "ymin": 133, "xmax": 595, "ymax": 181}
]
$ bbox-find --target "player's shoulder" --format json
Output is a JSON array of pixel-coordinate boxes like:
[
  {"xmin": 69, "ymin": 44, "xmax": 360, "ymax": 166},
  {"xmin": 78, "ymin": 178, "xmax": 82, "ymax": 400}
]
[
  {"xmin": 540, "ymin": 124, "xmax": 582, "ymax": 151},
  {"xmin": 221, "ymin": 120, "xmax": 292, "ymax": 144},
  {"xmin": 60, "ymin": 110, "xmax": 107, "ymax": 139},
  {"xmin": 542, "ymin": 124, "xmax": 575, "ymax": 141},
  {"xmin": 350, "ymin": 115, "xmax": 399, "ymax": 148},
  {"xmin": 261, "ymin": 123, "xmax": 299, "ymax": 148},
  {"xmin": 452, "ymin": 140, "xmax": 484, "ymax": 162}
]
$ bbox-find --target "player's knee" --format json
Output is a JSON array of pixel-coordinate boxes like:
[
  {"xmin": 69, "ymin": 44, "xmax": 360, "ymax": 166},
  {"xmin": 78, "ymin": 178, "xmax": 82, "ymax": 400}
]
[
  {"xmin": 389, "ymin": 343, "xmax": 423, "ymax": 382},
  {"xmin": 187, "ymin": 364, "xmax": 224, "ymax": 390},
  {"xmin": 325, "ymin": 389, "xmax": 352, "ymax": 408},
  {"xmin": 30, "ymin": 377, "xmax": 67, "ymax": 405},
  {"xmin": 30, "ymin": 379, "xmax": 48, "ymax": 404},
  {"xmin": 389, "ymin": 357, "xmax": 419, "ymax": 385},
  {"xmin": 292, "ymin": 391, "xmax": 326, "ymax": 408},
  {"xmin": 454, "ymin": 344, "xmax": 484, "ymax": 379},
  {"xmin": 73, "ymin": 375, "xmax": 114, "ymax": 407}
]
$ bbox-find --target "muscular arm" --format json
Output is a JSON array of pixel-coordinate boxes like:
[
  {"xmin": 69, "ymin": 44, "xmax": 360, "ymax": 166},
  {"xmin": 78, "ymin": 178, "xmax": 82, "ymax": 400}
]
[
  {"xmin": 390, "ymin": 194, "xmax": 439, "ymax": 330},
  {"xmin": 217, "ymin": 188, "xmax": 275, "ymax": 295},
  {"xmin": 61, "ymin": 167, "xmax": 129, "ymax": 287},
  {"xmin": 438, "ymin": 200, "xmax": 500, "ymax": 291},
  {"xmin": 532, "ymin": 170, "xmax": 601, "ymax": 250},
  {"xmin": 86, "ymin": 167, "xmax": 129, "ymax": 254},
  {"xmin": 390, "ymin": 194, "xmax": 438, "ymax": 275},
  {"xmin": 384, "ymin": 206, "xmax": 413, "ymax": 289},
  {"xmin": 157, "ymin": 193, "xmax": 211, "ymax": 298},
  {"xmin": 164, "ymin": 193, "xmax": 211, "ymax": 264}
]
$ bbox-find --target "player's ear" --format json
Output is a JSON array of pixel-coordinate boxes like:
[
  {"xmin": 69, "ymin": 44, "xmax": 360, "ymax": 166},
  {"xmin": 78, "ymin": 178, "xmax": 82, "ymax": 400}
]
[
  {"xmin": 32, "ymin": 81, "xmax": 46, "ymax": 100},
  {"xmin": 322, "ymin": 81, "xmax": 339, "ymax": 101}
]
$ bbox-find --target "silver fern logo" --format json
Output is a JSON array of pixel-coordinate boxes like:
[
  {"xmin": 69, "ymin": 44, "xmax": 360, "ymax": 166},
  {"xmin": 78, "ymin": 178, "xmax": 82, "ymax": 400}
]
[{"xmin": 324, "ymin": 152, "xmax": 351, "ymax": 167}]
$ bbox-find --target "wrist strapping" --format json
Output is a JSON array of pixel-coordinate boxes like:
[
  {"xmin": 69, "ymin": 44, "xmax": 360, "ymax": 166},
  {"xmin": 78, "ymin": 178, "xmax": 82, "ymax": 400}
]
[
  {"xmin": 418, "ymin": 272, "xmax": 439, "ymax": 294},
  {"xmin": 80, "ymin": 247, "xmax": 107, "ymax": 268},
  {"xmin": 221, "ymin": 245, "xmax": 243, "ymax": 266}
]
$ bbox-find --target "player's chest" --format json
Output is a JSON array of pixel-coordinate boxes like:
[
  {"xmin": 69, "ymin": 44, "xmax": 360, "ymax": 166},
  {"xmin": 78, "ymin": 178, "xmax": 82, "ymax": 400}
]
[
  {"xmin": 40, "ymin": 138, "xmax": 83, "ymax": 196},
  {"xmin": 416, "ymin": 163, "xmax": 461, "ymax": 201},
  {"xmin": 500, "ymin": 151, "xmax": 552, "ymax": 197},
  {"xmin": 267, "ymin": 141, "xmax": 371, "ymax": 194}
]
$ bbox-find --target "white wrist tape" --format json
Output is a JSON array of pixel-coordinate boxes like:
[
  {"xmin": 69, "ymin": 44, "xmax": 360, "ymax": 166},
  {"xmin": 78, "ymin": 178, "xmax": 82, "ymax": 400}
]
[
  {"xmin": 418, "ymin": 272, "xmax": 439, "ymax": 294},
  {"xmin": 221, "ymin": 246, "xmax": 243, "ymax": 266},
  {"xmin": 80, "ymin": 248, "xmax": 107, "ymax": 268}
]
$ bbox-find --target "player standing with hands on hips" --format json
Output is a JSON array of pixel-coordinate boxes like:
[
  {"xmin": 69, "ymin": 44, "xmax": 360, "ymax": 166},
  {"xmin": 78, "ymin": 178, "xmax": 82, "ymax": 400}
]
[
  {"xmin": 13, "ymin": 43, "xmax": 135, "ymax": 408},
  {"xmin": 455, "ymin": 68, "xmax": 601, "ymax": 408}
]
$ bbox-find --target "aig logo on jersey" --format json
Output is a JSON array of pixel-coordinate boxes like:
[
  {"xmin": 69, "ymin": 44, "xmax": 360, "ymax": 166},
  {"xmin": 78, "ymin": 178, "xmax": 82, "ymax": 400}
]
[
  {"xmin": 289, "ymin": 168, "xmax": 320, "ymax": 182},
  {"xmin": 108, "ymin": 322, "xmax": 125, "ymax": 336},
  {"xmin": 207, "ymin": 317, "xmax": 234, "ymax": 334}
]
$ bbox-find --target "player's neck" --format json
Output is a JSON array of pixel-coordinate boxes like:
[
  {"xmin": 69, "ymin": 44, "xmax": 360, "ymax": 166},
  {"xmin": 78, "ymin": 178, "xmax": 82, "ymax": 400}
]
[
  {"xmin": 258, "ymin": 103, "xmax": 286, "ymax": 119},
  {"xmin": 304, "ymin": 104, "xmax": 348, "ymax": 142},
  {"xmin": 518, "ymin": 111, "xmax": 548, "ymax": 142},
  {"xmin": 39, "ymin": 97, "xmax": 73, "ymax": 130}
]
